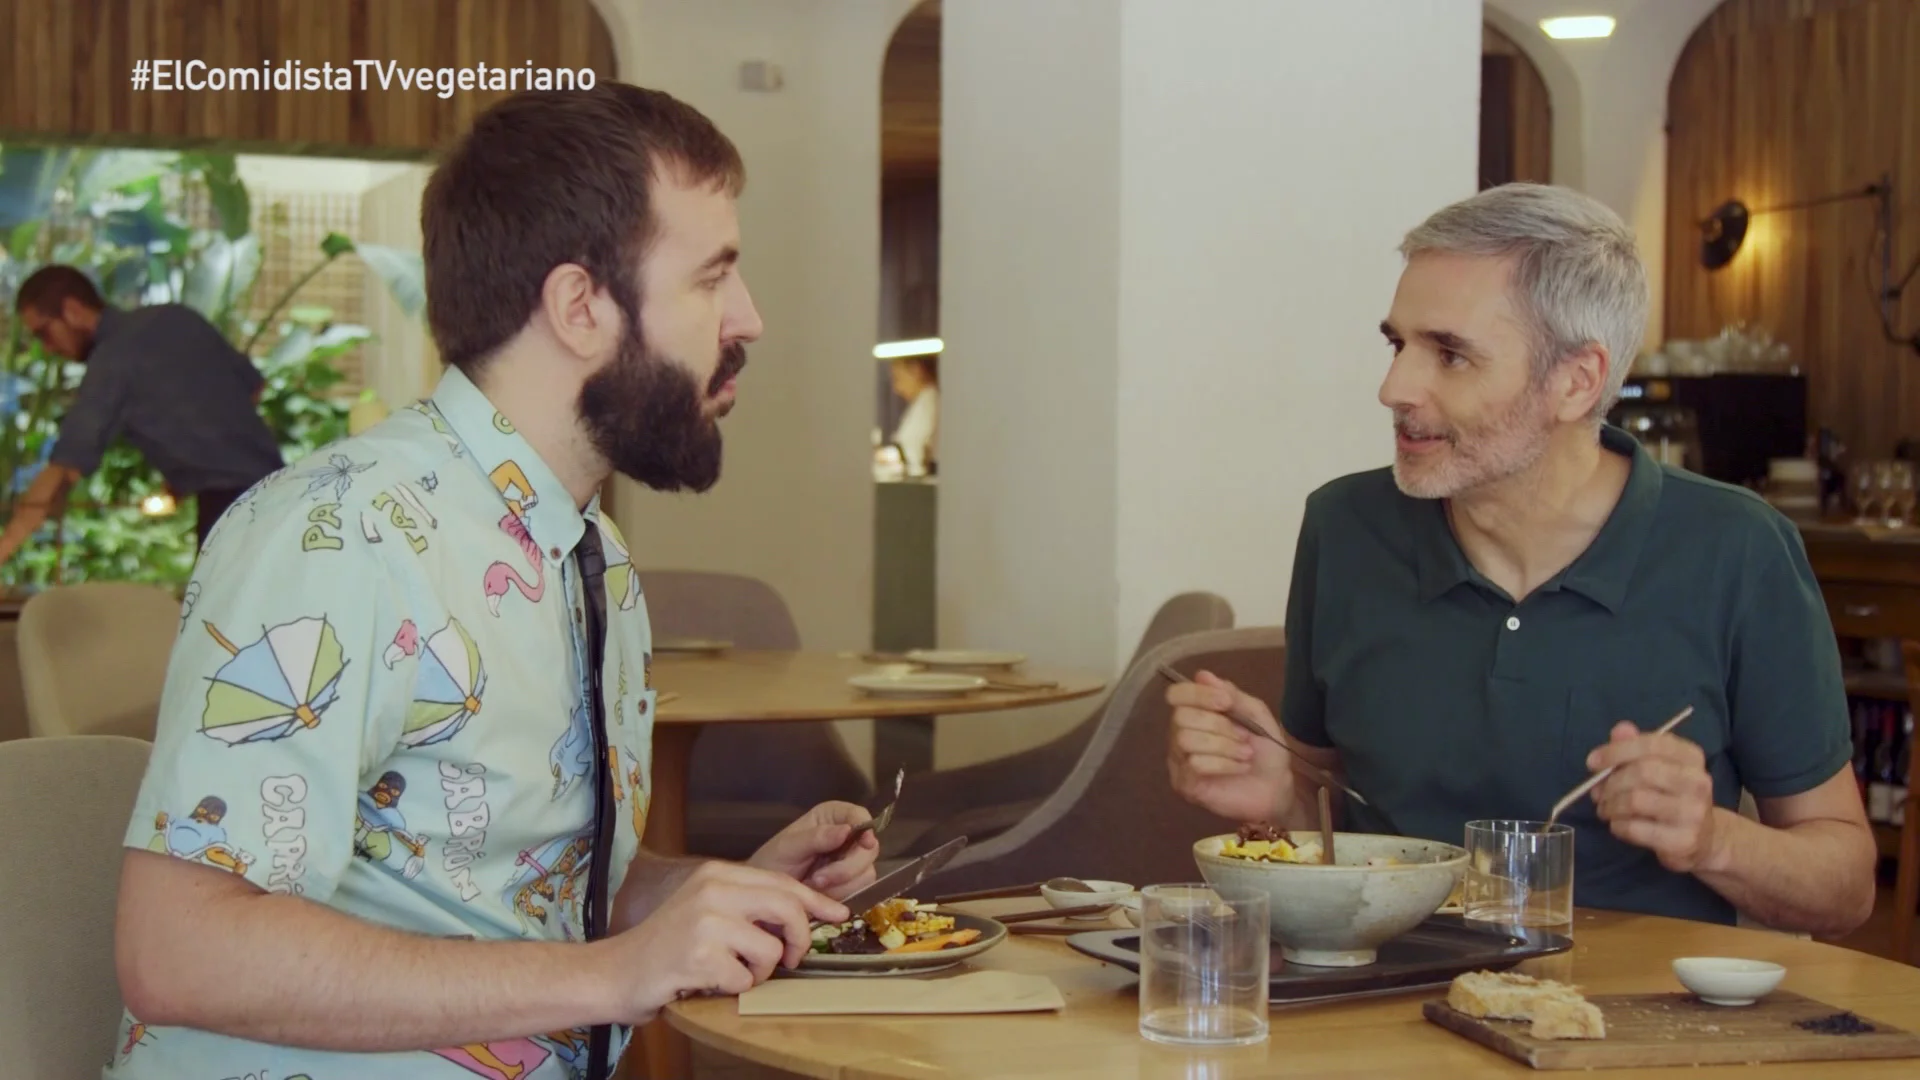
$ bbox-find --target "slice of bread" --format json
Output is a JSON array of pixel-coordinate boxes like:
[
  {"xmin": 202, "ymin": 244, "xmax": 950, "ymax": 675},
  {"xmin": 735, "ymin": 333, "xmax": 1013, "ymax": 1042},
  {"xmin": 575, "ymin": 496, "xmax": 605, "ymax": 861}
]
[{"xmin": 1447, "ymin": 970, "xmax": 1606, "ymax": 1040}]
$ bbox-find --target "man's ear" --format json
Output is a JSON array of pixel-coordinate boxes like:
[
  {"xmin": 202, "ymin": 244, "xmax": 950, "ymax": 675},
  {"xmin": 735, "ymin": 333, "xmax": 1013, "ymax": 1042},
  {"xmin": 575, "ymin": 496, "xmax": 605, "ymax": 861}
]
[
  {"xmin": 1553, "ymin": 342, "xmax": 1610, "ymax": 423},
  {"xmin": 538, "ymin": 264, "xmax": 622, "ymax": 365}
]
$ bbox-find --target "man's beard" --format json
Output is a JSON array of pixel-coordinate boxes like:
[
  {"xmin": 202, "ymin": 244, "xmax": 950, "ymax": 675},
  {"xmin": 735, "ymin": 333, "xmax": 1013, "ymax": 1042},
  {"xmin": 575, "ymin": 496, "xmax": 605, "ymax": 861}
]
[
  {"xmin": 1391, "ymin": 381, "xmax": 1555, "ymax": 500},
  {"xmin": 577, "ymin": 322, "xmax": 747, "ymax": 494}
]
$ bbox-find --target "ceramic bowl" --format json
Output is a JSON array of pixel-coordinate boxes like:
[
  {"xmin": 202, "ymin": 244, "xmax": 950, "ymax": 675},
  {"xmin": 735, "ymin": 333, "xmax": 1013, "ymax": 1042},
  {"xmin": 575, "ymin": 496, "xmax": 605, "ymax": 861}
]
[
  {"xmin": 1193, "ymin": 833, "xmax": 1467, "ymax": 967},
  {"xmin": 1039, "ymin": 879, "xmax": 1134, "ymax": 919},
  {"xmin": 1672, "ymin": 957, "xmax": 1786, "ymax": 1006}
]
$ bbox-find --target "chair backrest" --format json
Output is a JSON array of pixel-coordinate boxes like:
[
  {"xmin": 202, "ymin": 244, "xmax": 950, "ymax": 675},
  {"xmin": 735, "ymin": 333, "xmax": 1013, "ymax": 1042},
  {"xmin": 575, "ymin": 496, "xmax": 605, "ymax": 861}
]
[
  {"xmin": 0, "ymin": 735, "xmax": 151, "ymax": 1077},
  {"xmin": 917, "ymin": 625, "xmax": 1285, "ymax": 895},
  {"xmin": 634, "ymin": 570, "xmax": 800, "ymax": 651},
  {"xmin": 640, "ymin": 571, "xmax": 869, "ymax": 807},
  {"xmin": 18, "ymin": 583, "xmax": 181, "ymax": 740}
]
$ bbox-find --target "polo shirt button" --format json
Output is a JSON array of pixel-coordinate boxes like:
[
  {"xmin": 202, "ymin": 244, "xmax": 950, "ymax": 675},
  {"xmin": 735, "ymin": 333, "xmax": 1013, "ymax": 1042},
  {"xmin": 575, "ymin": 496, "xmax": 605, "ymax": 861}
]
[
  {"xmin": 550, "ymin": 546, "xmax": 562, "ymax": 559},
  {"xmin": 1506, "ymin": 616, "xmax": 1521, "ymax": 631}
]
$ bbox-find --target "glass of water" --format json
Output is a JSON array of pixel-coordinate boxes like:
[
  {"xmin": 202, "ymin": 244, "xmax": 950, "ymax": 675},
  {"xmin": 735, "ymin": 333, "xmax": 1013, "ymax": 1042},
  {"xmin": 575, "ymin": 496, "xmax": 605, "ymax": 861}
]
[
  {"xmin": 1463, "ymin": 820, "xmax": 1574, "ymax": 936},
  {"xmin": 1137, "ymin": 883, "xmax": 1269, "ymax": 1046}
]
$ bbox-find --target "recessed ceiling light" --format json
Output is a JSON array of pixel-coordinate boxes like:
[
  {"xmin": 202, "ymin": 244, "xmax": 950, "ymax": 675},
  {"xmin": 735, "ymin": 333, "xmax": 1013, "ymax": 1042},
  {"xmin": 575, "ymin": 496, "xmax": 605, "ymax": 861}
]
[
  {"xmin": 874, "ymin": 338, "xmax": 943, "ymax": 359},
  {"xmin": 1540, "ymin": 15, "xmax": 1616, "ymax": 40}
]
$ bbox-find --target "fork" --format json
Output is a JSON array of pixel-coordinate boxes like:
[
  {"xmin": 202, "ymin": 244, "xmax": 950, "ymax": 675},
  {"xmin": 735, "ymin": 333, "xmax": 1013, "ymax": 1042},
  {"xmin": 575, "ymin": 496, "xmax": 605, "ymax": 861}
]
[
  {"xmin": 1157, "ymin": 662, "xmax": 1370, "ymax": 807},
  {"xmin": 844, "ymin": 766, "xmax": 904, "ymax": 846}
]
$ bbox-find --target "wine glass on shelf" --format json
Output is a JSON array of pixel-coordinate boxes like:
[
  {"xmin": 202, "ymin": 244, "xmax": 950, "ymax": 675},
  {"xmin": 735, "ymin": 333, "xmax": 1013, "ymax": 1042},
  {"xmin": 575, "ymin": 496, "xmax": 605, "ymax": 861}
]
[
  {"xmin": 1883, "ymin": 460, "xmax": 1917, "ymax": 529},
  {"xmin": 1854, "ymin": 464, "xmax": 1881, "ymax": 525}
]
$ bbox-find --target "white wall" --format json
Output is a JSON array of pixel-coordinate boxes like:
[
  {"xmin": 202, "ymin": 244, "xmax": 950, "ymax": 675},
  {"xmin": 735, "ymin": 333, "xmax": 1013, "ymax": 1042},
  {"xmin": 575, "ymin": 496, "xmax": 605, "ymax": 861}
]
[
  {"xmin": 939, "ymin": 0, "xmax": 1482, "ymax": 765},
  {"xmin": 596, "ymin": 0, "xmax": 922, "ymax": 777},
  {"xmin": 1112, "ymin": 0, "xmax": 1482, "ymax": 660},
  {"xmin": 1483, "ymin": 0, "xmax": 1725, "ymax": 343}
]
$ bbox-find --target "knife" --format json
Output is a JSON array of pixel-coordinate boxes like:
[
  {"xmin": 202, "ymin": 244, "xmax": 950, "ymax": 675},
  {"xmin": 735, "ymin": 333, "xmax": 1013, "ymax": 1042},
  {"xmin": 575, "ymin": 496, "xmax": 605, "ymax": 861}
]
[{"xmin": 828, "ymin": 835, "xmax": 969, "ymax": 921}]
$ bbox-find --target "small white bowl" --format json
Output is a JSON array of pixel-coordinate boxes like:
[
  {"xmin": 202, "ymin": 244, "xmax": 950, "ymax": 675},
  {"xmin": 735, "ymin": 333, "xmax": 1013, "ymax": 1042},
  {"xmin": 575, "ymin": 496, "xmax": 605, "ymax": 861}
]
[
  {"xmin": 1117, "ymin": 894, "xmax": 1142, "ymax": 927},
  {"xmin": 1039, "ymin": 879, "xmax": 1134, "ymax": 919},
  {"xmin": 1672, "ymin": 957, "xmax": 1786, "ymax": 1006}
]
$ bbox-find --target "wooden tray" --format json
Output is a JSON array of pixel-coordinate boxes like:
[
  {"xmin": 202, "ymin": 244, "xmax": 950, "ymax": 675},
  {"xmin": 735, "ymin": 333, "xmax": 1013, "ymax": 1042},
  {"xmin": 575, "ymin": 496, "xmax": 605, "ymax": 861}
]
[
  {"xmin": 1067, "ymin": 915, "xmax": 1570, "ymax": 1005},
  {"xmin": 1425, "ymin": 991, "xmax": 1920, "ymax": 1069}
]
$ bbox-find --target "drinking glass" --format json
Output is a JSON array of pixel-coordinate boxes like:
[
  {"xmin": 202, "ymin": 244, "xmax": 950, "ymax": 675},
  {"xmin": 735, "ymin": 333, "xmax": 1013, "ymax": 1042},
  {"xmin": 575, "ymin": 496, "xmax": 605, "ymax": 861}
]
[
  {"xmin": 1137, "ymin": 883, "xmax": 1269, "ymax": 1047},
  {"xmin": 1881, "ymin": 460, "xmax": 1916, "ymax": 528},
  {"xmin": 1463, "ymin": 820, "xmax": 1574, "ymax": 936},
  {"xmin": 1854, "ymin": 466, "xmax": 1880, "ymax": 525}
]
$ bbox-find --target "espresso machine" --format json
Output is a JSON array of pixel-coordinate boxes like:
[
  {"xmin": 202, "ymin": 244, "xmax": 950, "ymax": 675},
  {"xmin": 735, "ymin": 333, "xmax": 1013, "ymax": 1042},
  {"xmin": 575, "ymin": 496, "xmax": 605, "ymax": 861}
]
[{"xmin": 1608, "ymin": 373, "xmax": 1807, "ymax": 489}]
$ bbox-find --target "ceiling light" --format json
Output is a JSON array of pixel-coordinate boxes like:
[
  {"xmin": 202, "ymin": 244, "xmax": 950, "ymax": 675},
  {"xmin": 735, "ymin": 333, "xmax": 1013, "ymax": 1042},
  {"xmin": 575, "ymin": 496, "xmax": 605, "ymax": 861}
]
[
  {"xmin": 874, "ymin": 338, "xmax": 943, "ymax": 359},
  {"xmin": 1540, "ymin": 16, "xmax": 1616, "ymax": 40}
]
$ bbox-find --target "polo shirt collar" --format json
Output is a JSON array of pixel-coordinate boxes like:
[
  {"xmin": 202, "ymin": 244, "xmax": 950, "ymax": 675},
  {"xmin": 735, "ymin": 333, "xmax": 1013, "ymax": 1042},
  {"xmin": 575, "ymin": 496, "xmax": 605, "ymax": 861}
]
[
  {"xmin": 1411, "ymin": 423, "xmax": 1661, "ymax": 613},
  {"xmin": 1556, "ymin": 424, "xmax": 1662, "ymax": 613},
  {"xmin": 428, "ymin": 365, "xmax": 586, "ymax": 565}
]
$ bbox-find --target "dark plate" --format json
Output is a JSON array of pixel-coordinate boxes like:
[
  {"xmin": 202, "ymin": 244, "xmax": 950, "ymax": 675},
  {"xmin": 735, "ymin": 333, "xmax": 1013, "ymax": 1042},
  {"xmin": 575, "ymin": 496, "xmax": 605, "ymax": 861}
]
[{"xmin": 1067, "ymin": 915, "xmax": 1572, "ymax": 1004}]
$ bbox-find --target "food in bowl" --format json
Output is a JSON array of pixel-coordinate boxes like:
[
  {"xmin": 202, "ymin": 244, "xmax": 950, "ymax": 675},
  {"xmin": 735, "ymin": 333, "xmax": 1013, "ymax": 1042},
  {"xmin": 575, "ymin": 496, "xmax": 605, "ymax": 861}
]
[
  {"xmin": 1194, "ymin": 831, "xmax": 1468, "ymax": 967},
  {"xmin": 1219, "ymin": 822, "xmax": 1410, "ymax": 867},
  {"xmin": 809, "ymin": 898, "xmax": 982, "ymax": 955},
  {"xmin": 1446, "ymin": 970, "xmax": 1606, "ymax": 1040}
]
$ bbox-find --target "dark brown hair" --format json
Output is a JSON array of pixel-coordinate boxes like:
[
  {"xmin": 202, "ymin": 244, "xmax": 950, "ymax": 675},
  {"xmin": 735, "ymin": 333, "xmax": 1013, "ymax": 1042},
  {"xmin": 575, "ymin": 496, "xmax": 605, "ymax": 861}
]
[
  {"xmin": 421, "ymin": 82, "xmax": 746, "ymax": 374},
  {"xmin": 14, "ymin": 264, "xmax": 104, "ymax": 316}
]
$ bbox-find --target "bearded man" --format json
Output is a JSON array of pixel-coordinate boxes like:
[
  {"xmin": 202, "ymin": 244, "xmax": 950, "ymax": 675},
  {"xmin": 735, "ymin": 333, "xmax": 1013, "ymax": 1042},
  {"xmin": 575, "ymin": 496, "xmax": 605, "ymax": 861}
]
[
  {"xmin": 1166, "ymin": 183, "xmax": 1875, "ymax": 938},
  {"xmin": 106, "ymin": 83, "xmax": 879, "ymax": 1079}
]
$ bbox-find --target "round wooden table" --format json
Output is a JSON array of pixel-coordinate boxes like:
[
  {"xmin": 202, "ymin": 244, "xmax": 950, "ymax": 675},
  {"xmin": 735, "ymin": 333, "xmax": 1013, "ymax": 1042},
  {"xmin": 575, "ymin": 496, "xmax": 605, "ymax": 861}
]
[
  {"xmin": 667, "ymin": 902, "xmax": 1920, "ymax": 1078},
  {"xmin": 641, "ymin": 649, "xmax": 1107, "ymax": 855}
]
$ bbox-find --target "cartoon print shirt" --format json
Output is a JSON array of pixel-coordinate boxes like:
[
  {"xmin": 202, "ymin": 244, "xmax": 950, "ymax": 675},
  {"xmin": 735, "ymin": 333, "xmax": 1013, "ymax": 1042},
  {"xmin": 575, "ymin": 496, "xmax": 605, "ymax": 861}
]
[{"xmin": 106, "ymin": 366, "xmax": 656, "ymax": 1080}]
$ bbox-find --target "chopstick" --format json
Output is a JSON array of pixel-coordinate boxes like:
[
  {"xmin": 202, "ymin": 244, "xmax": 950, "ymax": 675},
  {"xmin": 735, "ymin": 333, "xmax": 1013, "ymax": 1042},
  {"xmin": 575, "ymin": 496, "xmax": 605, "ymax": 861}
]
[
  {"xmin": 1546, "ymin": 705, "xmax": 1694, "ymax": 829},
  {"xmin": 1009, "ymin": 924, "xmax": 1092, "ymax": 936},
  {"xmin": 1156, "ymin": 663, "xmax": 1370, "ymax": 807},
  {"xmin": 995, "ymin": 904, "xmax": 1114, "ymax": 924},
  {"xmin": 929, "ymin": 882, "xmax": 1044, "ymax": 904}
]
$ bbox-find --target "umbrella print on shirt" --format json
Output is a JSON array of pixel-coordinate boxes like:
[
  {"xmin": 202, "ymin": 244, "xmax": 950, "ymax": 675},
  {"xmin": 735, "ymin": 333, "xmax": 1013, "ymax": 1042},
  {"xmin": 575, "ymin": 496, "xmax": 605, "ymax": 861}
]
[
  {"xmin": 385, "ymin": 619, "xmax": 487, "ymax": 748},
  {"xmin": 596, "ymin": 520, "xmax": 642, "ymax": 611},
  {"xmin": 198, "ymin": 618, "xmax": 347, "ymax": 745}
]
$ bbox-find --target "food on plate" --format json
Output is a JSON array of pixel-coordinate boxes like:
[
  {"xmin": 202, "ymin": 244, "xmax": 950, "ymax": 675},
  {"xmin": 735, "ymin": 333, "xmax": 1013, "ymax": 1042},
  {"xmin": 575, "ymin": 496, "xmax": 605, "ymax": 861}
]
[
  {"xmin": 1446, "ymin": 970, "xmax": 1607, "ymax": 1040},
  {"xmin": 1220, "ymin": 822, "xmax": 1410, "ymax": 867},
  {"xmin": 808, "ymin": 898, "xmax": 981, "ymax": 955}
]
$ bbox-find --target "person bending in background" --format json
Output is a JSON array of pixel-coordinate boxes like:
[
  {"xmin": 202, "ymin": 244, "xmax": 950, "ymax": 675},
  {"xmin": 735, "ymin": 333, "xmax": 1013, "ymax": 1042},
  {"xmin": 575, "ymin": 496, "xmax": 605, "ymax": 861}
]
[{"xmin": 0, "ymin": 266, "xmax": 284, "ymax": 560}]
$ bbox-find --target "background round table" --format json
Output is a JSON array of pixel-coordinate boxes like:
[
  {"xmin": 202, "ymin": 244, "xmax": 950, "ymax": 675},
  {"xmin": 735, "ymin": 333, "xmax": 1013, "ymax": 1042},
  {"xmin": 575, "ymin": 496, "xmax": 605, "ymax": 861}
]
[
  {"xmin": 666, "ymin": 903, "xmax": 1920, "ymax": 1079},
  {"xmin": 641, "ymin": 649, "xmax": 1107, "ymax": 855}
]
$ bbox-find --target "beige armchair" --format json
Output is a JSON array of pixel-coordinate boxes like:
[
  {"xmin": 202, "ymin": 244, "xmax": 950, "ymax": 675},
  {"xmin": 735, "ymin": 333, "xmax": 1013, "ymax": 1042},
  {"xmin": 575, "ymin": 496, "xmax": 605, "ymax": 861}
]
[
  {"xmin": 19, "ymin": 582, "xmax": 181, "ymax": 740},
  {"xmin": 910, "ymin": 626, "xmax": 1284, "ymax": 896},
  {"xmin": 0, "ymin": 734, "xmax": 151, "ymax": 1077}
]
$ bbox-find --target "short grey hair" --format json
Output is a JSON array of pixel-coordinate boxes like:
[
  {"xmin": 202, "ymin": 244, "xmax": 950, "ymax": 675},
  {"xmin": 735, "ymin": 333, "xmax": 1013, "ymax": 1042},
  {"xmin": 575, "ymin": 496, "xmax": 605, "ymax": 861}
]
[{"xmin": 1399, "ymin": 183, "xmax": 1649, "ymax": 419}]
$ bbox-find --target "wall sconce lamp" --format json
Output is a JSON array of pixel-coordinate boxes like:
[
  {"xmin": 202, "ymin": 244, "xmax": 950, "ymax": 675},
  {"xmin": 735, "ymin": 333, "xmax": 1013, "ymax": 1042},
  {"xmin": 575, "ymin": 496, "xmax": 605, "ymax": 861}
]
[{"xmin": 1700, "ymin": 172, "xmax": 1919, "ymax": 355}]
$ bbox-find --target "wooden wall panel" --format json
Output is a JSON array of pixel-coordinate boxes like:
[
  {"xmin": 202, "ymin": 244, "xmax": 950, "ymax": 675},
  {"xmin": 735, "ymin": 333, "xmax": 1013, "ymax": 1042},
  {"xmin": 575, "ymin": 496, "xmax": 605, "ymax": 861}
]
[
  {"xmin": 1666, "ymin": 0, "xmax": 1920, "ymax": 459},
  {"xmin": 0, "ymin": 0, "xmax": 617, "ymax": 158},
  {"xmin": 1481, "ymin": 24, "xmax": 1553, "ymax": 187}
]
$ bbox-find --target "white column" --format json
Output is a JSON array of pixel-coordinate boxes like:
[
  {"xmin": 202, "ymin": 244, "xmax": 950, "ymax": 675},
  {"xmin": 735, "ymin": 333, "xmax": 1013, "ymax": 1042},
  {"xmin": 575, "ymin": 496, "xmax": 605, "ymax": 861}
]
[{"xmin": 938, "ymin": 0, "xmax": 1482, "ymax": 763}]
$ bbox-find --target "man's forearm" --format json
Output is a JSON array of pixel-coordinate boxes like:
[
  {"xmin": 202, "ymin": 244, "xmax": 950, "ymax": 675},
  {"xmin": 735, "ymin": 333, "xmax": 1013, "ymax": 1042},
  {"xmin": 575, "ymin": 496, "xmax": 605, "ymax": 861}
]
[
  {"xmin": 123, "ymin": 858, "xmax": 618, "ymax": 1049},
  {"xmin": 610, "ymin": 847, "xmax": 709, "ymax": 933},
  {"xmin": 1694, "ymin": 809, "xmax": 1877, "ymax": 937}
]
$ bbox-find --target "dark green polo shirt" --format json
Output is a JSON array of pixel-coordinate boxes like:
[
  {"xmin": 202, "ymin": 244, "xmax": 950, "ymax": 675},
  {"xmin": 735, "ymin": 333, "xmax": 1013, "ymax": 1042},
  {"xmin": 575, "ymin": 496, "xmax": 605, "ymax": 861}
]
[{"xmin": 1280, "ymin": 424, "xmax": 1853, "ymax": 925}]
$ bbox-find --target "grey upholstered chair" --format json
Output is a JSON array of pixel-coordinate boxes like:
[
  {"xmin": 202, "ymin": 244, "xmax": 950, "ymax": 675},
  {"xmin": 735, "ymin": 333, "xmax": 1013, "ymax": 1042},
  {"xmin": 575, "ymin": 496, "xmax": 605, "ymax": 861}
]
[
  {"xmin": 19, "ymin": 582, "xmax": 180, "ymax": 740},
  {"xmin": 639, "ymin": 571, "xmax": 873, "ymax": 859},
  {"xmin": 906, "ymin": 625, "xmax": 1285, "ymax": 895},
  {"xmin": 884, "ymin": 591, "xmax": 1234, "ymax": 857},
  {"xmin": 0, "ymin": 734, "xmax": 152, "ymax": 1078}
]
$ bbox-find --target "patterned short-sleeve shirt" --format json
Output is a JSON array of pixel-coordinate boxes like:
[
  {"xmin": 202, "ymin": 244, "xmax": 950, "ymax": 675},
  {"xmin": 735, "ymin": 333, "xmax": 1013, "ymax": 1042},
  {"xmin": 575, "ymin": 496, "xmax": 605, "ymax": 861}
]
[{"xmin": 105, "ymin": 366, "xmax": 656, "ymax": 1080}]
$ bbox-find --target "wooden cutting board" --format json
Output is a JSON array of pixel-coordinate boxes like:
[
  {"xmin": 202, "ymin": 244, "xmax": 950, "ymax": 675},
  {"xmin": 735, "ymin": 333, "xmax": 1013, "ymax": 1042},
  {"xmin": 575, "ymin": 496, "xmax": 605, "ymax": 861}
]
[{"xmin": 1424, "ymin": 991, "xmax": 1920, "ymax": 1069}]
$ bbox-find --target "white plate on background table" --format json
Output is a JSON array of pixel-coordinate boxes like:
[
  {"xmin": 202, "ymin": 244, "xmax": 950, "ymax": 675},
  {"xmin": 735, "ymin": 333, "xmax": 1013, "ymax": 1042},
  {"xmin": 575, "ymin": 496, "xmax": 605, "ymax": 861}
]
[
  {"xmin": 904, "ymin": 649, "xmax": 1028, "ymax": 669},
  {"xmin": 848, "ymin": 672, "xmax": 988, "ymax": 698},
  {"xmin": 654, "ymin": 637, "xmax": 732, "ymax": 654}
]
